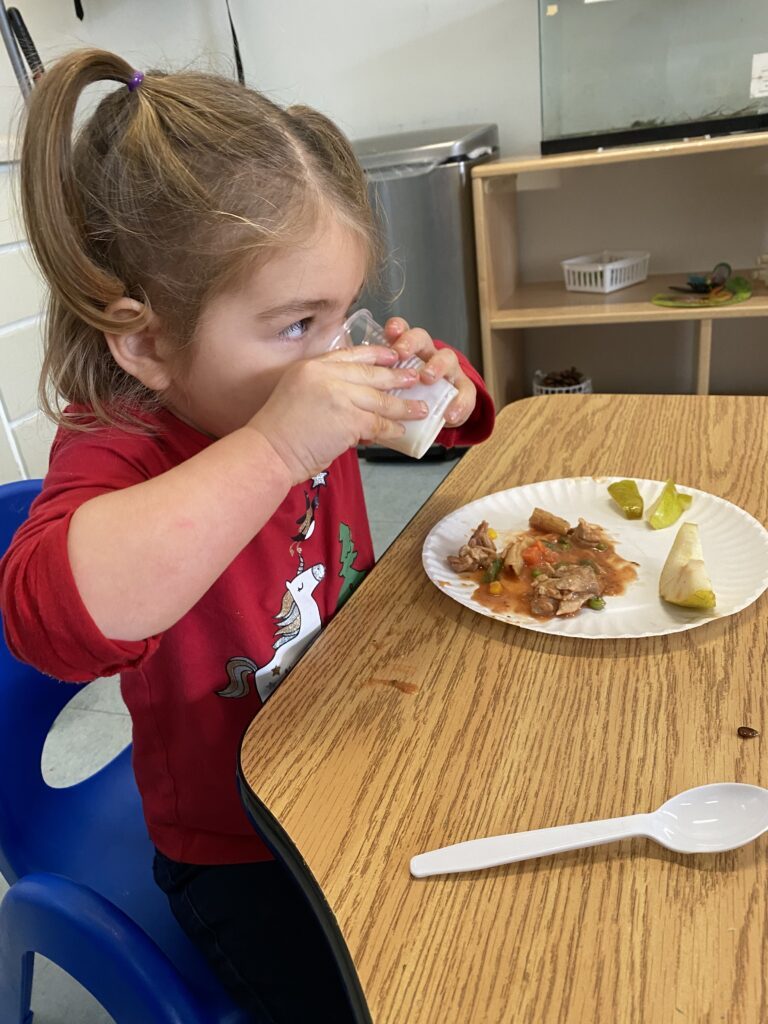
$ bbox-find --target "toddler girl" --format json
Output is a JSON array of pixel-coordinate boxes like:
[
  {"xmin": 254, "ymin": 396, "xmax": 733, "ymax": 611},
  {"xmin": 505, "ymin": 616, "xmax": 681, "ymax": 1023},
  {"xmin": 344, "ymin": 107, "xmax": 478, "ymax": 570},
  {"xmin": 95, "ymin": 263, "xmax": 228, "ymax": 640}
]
[{"xmin": 0, "ymin": 48, "xmax": 494, "ymax": 1021}]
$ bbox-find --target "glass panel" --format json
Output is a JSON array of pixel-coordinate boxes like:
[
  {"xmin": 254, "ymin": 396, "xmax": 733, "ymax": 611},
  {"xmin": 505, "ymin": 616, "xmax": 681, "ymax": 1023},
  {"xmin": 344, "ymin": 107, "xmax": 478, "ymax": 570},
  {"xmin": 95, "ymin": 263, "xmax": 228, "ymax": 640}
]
[{"xmin": 539, "ymin": 0, "xmax": 768, "ymax": 145}]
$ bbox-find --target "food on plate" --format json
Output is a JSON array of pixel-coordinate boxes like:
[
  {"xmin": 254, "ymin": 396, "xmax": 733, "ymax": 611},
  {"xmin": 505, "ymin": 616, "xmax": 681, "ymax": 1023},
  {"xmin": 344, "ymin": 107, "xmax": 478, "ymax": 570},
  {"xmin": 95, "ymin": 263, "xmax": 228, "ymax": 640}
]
[
  {"xmin": 647, "ymin": 479, "xmax": 692, "ymax": 530},
  {"xmin": 659, "ymin": 522, "xmax": 716, "ymax": 609},
  {"xmin": 448, "ymin": 508, "xmax": 638, "ymax": 620},
  {"xmin": 529, "ymin": 507, "xmax": 570, "ymax": 535},
  {"xmin": 607, "ymin": 479, "xmax": 644, "ymax": 519},
  {"xmin": 446, "ymin": 520, "xmax": 498, "ymax": 573}
]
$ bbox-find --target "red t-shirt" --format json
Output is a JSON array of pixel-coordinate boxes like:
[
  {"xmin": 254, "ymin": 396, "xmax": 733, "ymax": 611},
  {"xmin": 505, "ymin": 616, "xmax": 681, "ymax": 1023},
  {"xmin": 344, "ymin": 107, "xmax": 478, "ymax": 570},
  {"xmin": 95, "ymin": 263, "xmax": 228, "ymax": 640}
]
[{"xmin": 1, "ymin": 356, "xmax": 494, "ymax": 863}]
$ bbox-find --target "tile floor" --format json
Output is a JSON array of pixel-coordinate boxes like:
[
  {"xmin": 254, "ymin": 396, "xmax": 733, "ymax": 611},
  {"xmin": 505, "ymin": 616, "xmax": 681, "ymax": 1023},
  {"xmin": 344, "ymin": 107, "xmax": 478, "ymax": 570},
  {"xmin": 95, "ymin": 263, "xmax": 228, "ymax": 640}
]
[{"xmin": 0, "ymin": 453, "xmax": 457, "ymax": 1023}]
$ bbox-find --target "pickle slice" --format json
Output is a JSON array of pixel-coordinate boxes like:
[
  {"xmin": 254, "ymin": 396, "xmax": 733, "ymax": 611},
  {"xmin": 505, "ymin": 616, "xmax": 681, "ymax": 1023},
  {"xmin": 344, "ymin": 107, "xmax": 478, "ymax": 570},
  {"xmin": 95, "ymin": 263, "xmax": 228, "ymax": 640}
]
[
  {"xmin": 607, "ymin": 479, "xmax": 644, "ymax": 519},
  {"xmin": 647, "ymin": 479, "xmax": 692, "ymax": 530}
]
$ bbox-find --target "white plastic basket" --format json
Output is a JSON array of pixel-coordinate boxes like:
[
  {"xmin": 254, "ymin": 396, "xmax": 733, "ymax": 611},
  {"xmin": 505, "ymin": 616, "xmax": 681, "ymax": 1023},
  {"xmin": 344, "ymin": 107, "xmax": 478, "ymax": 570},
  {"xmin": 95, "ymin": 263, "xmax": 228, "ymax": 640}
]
[
  {"xmin": 532, "ymin": 371, "xmax": 593, "ymax": 396},
  {"xmin": 561, "ymin": 250, "xmax": 650, "ymax": 294}
]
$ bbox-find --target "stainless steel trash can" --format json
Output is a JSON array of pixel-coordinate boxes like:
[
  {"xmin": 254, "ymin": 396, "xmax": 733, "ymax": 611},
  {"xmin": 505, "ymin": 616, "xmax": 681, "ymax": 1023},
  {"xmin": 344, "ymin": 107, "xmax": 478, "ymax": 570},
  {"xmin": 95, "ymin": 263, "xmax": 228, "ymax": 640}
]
[{"xmin": 353, "ymin": 124, "xmax": 499, "ymax": 374}]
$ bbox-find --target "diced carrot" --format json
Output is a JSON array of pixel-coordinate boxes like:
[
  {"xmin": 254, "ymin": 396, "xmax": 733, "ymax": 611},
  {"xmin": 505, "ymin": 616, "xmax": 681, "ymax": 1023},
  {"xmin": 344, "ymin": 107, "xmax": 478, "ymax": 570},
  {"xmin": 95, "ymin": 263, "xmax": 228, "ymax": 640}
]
[
  {"xmin": 488, "ymin": 580, "xmax": 502, "ymax": 595},
  {"xmin": 521, "ymin": 543, "xmax": 545, "ymax": 567}
]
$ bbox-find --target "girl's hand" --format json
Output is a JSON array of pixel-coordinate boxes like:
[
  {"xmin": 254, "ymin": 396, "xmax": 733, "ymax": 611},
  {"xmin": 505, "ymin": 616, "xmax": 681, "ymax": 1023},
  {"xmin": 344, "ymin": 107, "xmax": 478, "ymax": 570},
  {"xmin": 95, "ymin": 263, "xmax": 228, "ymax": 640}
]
[
  {"xmin": 250, "ymin": 344, "xmax": 428, "ymax": 484},
  {"xmin": 383, "ymin": 318, "xmax": 476, "ymax": 428}
]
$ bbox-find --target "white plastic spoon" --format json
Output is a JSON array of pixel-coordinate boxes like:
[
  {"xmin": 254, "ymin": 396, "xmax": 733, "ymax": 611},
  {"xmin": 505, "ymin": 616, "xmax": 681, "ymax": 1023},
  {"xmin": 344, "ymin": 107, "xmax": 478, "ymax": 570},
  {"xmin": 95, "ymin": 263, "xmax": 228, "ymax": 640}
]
[{"xmin": 410, "ymin": 783, "xmax": 768, "ymax": 878}]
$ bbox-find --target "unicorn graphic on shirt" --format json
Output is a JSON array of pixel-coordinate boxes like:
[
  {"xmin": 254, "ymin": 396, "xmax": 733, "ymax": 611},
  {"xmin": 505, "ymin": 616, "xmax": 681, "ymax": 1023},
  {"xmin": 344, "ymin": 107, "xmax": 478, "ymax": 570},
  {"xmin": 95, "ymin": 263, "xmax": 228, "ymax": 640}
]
[{"xmin": 216, "ymin": 552, "xmax": 325, "ymax": 704}]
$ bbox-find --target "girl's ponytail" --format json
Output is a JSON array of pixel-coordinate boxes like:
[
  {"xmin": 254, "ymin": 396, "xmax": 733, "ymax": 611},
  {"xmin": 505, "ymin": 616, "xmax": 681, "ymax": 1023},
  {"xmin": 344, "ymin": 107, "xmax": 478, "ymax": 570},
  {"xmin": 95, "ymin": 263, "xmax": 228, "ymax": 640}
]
[{"xmin": 21, "ymin": 49, "xmax": 149, "ymax": 337}]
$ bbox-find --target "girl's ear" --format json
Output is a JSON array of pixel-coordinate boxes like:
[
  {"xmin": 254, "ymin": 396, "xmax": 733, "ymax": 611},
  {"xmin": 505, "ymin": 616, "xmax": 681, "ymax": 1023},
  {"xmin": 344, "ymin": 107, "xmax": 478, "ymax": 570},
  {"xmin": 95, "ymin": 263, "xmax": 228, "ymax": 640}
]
[{"xmin": 103, "ymin": 298, "xmax": 173, "ymax": 392}]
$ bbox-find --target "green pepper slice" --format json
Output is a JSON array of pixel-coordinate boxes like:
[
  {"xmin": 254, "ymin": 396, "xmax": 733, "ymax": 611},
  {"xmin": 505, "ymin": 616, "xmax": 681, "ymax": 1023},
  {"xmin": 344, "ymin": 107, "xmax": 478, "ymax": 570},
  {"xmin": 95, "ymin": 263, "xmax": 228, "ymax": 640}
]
[
  {"xmin": 607, "ymin": 479, "xmax": 644, "ymax": 520},
  {"xmin": 482, "ymin": 558, "xmax": 503, "ymax": 584}
]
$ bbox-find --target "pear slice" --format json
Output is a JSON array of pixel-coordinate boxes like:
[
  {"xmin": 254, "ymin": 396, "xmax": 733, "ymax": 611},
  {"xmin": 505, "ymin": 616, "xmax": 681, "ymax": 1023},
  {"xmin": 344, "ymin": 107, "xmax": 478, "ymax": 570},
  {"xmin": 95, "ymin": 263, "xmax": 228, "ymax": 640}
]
[{"xmin": 659, "ymin": 522, "xmax": 716, "ymax": 609}]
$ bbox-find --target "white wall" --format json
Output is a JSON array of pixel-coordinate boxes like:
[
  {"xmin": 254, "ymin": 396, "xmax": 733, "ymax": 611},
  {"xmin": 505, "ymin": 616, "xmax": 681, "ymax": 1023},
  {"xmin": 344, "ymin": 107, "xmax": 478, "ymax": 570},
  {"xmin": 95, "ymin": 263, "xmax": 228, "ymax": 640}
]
[
  {"xmin": 0, "ymin": 0, "xmax": 233, "ymax": 154},
  {"xmin": 231, "ymin": 0, "xmax": 540, "ymax": 153}
]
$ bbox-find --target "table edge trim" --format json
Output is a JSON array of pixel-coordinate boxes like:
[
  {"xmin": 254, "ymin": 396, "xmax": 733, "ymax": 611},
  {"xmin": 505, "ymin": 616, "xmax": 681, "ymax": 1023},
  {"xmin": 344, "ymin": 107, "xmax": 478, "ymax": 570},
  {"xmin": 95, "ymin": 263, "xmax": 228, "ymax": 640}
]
[{"xmin": 236, "ymin": 765, "xmax": 372, "ymax": 1024}]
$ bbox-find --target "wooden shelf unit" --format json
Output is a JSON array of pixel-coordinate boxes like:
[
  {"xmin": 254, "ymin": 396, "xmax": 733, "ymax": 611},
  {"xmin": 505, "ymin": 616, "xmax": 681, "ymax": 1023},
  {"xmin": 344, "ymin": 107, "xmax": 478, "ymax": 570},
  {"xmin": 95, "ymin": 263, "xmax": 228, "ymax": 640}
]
[{"xmin": 471, "ymin": 131, "xmax": 768, "ymax": 408}]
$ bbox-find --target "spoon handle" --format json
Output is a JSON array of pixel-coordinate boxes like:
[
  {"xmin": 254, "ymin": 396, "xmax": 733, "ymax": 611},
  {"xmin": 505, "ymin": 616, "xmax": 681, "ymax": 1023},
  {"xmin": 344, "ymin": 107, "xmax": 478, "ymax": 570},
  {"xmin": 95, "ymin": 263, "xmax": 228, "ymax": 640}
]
[{"xmin": 410, "ymin": 813, "xmax": 652, "ymax": 877}]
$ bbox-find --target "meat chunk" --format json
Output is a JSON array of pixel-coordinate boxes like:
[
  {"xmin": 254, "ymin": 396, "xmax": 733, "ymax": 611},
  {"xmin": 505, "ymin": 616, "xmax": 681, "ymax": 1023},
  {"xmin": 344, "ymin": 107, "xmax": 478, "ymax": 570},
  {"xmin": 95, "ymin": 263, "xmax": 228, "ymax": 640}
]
[
  {"xmin": 531, "ymin": 576, "xmax": 568, "ymax": 600},
  {"xmin": 470, "ymin": 521, "xmax": 496, "ymax": 551},
  {"xmin": 502, "ymin": 536, "xmax": 528, "ymax": 577},
  {"xmin": 447, "ymin": 520, "xmax": 498, "ymax": 573},
  {"xmin": 557, "ymin": 594, "xmax": 592, "ymax": 616},
  {"xmin": 447, "ymin": 545, "xmax": 497, "ymax": 573},
  {"xmin": 529, "ymin": 507, "xmax": 571, "ymax": 536},
  {"xmin": 552, "ymin": 564, "xmax": 604, "ymax": 596},
  {"xmin": 530, "ymin": 594, "xmax": 558, "ymax": 617},
  {"xmin": 568, "ymin": 518, "xmax": 608, "ymax": 549},
  {"xmin": 530, "ymin": 561, "xmax": 605, "ymax": 617}
]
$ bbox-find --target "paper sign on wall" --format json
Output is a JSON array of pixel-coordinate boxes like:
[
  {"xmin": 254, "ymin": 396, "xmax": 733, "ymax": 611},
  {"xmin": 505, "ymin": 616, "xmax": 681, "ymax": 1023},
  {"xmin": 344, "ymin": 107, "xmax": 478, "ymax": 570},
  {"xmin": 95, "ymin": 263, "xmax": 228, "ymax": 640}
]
[{"xmin": 751, "ymin": 53, "xmax": 768, "ymax": 99}]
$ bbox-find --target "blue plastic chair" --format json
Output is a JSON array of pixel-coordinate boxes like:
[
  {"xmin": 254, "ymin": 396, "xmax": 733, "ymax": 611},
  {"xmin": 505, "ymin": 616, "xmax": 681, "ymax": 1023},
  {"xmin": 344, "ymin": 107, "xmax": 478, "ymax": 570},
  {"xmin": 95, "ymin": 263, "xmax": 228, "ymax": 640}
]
[{"xmin": 0, "ymin": 479, "xmax": 250, "ymax": 1024}]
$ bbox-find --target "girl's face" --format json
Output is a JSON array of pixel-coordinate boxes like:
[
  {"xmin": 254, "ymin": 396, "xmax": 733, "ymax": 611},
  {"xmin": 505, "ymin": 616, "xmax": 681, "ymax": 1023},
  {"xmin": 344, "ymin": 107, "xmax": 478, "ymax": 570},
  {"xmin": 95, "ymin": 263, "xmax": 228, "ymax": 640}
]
[{"xmin": 163, "ymin": 216, "xmax": 367, "ymax": 438}]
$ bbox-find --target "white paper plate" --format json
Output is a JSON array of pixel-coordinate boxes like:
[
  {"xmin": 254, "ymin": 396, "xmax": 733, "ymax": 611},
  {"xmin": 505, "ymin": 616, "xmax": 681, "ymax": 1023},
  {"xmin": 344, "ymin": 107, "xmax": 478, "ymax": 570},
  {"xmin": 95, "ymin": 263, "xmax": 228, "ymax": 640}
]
[{"xmin": 422, "ymin": 477, "xmax": 768, "ymax": 639}]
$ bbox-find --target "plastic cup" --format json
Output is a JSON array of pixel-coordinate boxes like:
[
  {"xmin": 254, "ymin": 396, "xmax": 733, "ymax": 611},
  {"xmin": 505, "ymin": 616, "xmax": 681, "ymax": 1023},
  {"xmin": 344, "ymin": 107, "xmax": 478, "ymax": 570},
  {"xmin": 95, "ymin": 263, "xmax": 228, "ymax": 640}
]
[{"xmin": 328, "ymin": 309, "xmax": 458, "ymax": 459}]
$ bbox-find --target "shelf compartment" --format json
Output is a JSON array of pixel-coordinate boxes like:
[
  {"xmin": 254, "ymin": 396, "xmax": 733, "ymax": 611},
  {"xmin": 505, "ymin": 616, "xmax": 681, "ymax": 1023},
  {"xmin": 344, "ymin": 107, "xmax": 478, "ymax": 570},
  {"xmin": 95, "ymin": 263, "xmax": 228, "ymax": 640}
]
[{"xmin": 491, "ymin": 272, "xmax": 768, "ymax": 329}]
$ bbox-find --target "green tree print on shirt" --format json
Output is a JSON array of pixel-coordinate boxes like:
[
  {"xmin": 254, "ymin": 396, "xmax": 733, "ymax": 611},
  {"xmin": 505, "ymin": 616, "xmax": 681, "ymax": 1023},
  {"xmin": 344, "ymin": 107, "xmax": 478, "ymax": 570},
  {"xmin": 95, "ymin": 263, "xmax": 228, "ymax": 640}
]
[{"xmin": 337, "ymin": 522, "xmax": 366, "ymax": 608}]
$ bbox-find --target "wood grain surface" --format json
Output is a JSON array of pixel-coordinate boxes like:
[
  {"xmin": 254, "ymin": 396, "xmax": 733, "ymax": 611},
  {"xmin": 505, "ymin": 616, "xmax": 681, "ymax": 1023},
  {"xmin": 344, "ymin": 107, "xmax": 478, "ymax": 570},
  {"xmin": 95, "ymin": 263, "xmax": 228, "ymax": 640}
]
[
  {"xmin": 240, "ymin": 395, "xmax": 768, "ymax": 1024},
  {"xmin": 472, "ymin": 130, "xmax": 768, "ymax": 178}
]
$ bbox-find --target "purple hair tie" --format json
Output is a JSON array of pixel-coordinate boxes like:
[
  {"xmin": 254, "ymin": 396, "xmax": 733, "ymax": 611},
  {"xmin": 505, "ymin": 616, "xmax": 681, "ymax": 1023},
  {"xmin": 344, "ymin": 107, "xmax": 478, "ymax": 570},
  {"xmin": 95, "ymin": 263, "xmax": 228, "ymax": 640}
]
[{"xmin": 127, "ymin": 70, "xmax": 144, "ymax": 93}]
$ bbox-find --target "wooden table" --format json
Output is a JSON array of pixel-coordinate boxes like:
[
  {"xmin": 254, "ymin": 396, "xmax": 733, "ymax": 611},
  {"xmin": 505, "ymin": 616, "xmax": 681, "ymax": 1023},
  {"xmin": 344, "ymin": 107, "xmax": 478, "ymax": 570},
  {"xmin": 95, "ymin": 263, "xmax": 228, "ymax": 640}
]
[{"xmin": 239, "ymin": 395, "xmax": 768, "ymax": 1024}]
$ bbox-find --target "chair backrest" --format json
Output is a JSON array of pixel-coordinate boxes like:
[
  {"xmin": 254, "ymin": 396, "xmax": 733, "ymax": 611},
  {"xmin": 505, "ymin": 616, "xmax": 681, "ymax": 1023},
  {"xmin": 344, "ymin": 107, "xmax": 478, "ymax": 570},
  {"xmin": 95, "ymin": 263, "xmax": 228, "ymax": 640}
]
[
  {"xmin": 0, "ymin": 480, "xmax": 65, "ymax": 880},
  {"xmin": 0, "ymin": 479, "xmax": 42, "ymax": 554},
  {"xmin": 0, "ymin": 479, "xmax": 130, "ymax": 884},
  {"xmin": 0, "ymin": 481, "xmax": 251, "ymax": 1022}
]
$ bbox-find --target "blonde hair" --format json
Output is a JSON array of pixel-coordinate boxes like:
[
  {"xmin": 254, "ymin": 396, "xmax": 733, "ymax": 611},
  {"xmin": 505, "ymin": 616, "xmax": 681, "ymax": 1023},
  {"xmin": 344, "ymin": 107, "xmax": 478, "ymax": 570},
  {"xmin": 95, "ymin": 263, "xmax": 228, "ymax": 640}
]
[{"xmin": 20, "ymin": 49, "xmax": 378, "ymax": 428}]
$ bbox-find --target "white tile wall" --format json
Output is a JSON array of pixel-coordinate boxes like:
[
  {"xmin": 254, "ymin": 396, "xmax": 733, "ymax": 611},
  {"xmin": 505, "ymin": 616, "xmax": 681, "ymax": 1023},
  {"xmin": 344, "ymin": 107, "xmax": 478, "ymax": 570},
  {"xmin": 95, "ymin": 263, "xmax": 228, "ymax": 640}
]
[
  {"xmin": 0, "ymin": 162, "xmax": 51, "ymax": 484},
  {"xmin": 13, "ymin": 413, "xmax": 56, "ymax": 477},
  {"xmin": 0, "ymin": 163, "xmax": 23, "ymax": 245},
  {"xmin": 0, "ymin": 244, "xmax": 46, "ymax": 325},
  {"xmin": 0, "ymin": 418, "xmax": 20, "ymax": 480},
  {"xmin": 0, "ymin": 317, "xmax": 44, "ymax": 419}
]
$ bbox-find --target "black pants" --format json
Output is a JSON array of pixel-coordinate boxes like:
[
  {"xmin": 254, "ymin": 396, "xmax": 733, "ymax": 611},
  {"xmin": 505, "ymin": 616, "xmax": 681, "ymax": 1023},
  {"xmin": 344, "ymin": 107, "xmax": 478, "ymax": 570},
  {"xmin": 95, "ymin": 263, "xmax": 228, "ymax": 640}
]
[{"xmin": 153, "ymin": 849, "xmax": 355, "ymax": 1023}]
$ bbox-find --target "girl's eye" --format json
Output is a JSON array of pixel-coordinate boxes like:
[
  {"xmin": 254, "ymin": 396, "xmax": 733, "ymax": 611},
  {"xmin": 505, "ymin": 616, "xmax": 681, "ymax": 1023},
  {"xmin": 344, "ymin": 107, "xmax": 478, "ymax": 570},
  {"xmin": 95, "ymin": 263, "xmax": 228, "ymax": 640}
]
[{"xmin": 278, "ymin": 318, "xmax": 311, "ymax": 341}]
